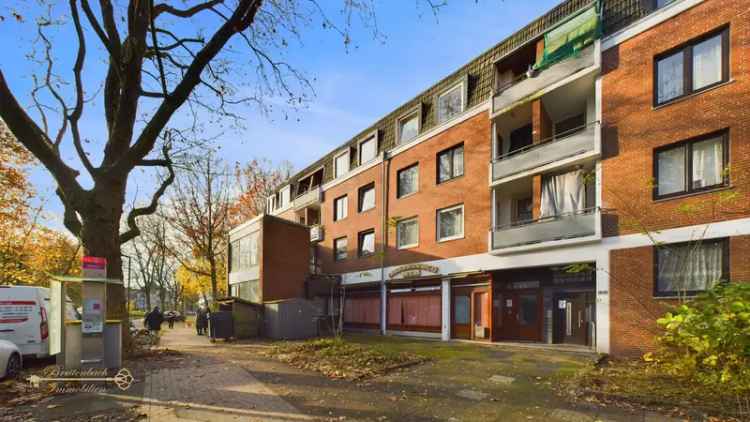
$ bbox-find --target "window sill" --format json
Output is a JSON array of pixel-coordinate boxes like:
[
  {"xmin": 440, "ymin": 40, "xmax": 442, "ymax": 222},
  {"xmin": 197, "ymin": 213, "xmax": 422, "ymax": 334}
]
[
  {"xmin": 653, "ymin": 79, "xmax": 735, "ymax": 110},
  {"xmin": 358, "ymin": 207, "xmax": 376, "ymax": 215},
  {"xmin": 653, "ymin": 185, "xmax": 733, "ymax": 203},
  {"xmin": 437, "ymin": 235, "xmax": 465, "ymax": 244},
  {"xmin": 437, "ymin": 174, "xmax": 464, "ymax": 186},
  {"xmin": 397, "ymin": 243, "xmax": 419, "ymax": 250},
  {"xmin": 652, "ymin": 294, "xmax": 700, "ymax": 300},
  {"xmin": 397, "ymin": 191, "xmax": 419, "ymax": 200}
]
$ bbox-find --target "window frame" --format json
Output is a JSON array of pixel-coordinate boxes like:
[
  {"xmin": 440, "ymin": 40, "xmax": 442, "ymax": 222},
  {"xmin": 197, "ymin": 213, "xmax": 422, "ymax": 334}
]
[
  {"xmin": 395, "ymin": 105, "xmax": 422, "ymax": 145},
  {"xmin": 652, "ymin": 238, "xmax": 730, "ymax": 298},
  {"xmin": 652, "ymin": 129, "xmax": 729, "ymax": 200},
  {"xmin": 396, "ymin": 163, "xmax": 420, "ymax": 198},
  {"xmin": 357, "ymin": 229, "xmax": 376, "ymax": 258},
  {"xmin": 653, "ymin": 26, "xmax": 730, "ymax": 107},
  {"xmin": 333, "ymin": 149, "xmax": 350, "ymax": 179},
  {"xmin": 396, "ymin": 217, "xmax": 419, "ymax": 249},
  {"xmin": 333, "ymin": 194, "xmax": 348, "ymax": 222},
  {"xmin": 436, "ymin": 203, "xmax": 465, "ymax": 242},
  {"xmin": 358, "ymin": 182, "xmax": 376, "ymax": 213},
  {"xmin": 357, "ymin": 130, "xmax": 379, "ymax": 165},
  {"xmin": 434, "ymin": 76, "xmax": 468, "ymax": 124},
  {"xmin": 436, "ymin": 143, "xmax": 465, "ymax": 184},
  {"xmin": 334, "ymin": 236, "xmax": 348, "ymax": 262}
]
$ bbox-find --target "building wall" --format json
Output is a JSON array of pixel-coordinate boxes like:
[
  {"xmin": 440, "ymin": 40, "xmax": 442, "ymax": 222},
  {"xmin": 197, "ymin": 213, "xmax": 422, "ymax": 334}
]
[
  {"xmin": 261, "ymin": 216, "xmax": 310, "ymax": 302},
  {"xmin": 601, "ymin": 0, "xmax": 750, "ymax": 237},
  {"xmin": 386, "ymin": 112, "xmax": 492, "ymax": 267},
  {"xmin": 319, "ymin": 163, "xmax": 384, "ymax": 274},
  {"xmin": 609, "ymin": 235, "xmax": 750, "ymax": 357}
]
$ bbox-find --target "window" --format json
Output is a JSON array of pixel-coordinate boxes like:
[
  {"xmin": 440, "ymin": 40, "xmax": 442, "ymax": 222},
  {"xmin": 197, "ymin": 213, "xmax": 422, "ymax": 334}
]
[
  {"xmin": 436, "ymin": 81, "xmax": 465, "ymax": 124},
  {"xmin": 397, "ymin": 110, "xmax": 420, "ymax": 144},
  {"xmin": 230, "ymin": 240, "xmax": 240, "ymax": 272},
  {"xmin": 437, "ymin": 204, "xmax": 464, "ymax": 241},
  {"xmin": 358, "ymin": 229, "xmax": 375, "ymax": 257},
  {"xmin": 654, "ymin": 131, "xmax": 728, "ymax": 199},
  {"xmin": 334, "ymin": 237, "xmax": 348, "ymax": 261},
  {"xmin": 654, "ymin": 27, "xmax": 729, "ymax": 106},
  {"xmin": 334, "ymin": 150, "xmax": 350, "ymax": 178},
  {"xmin": 437, "ymin": 144, "xmax": 464, "ymax": 183},
  {"xmin": 358, "ymin": 183, "xmax": 375, "ymax": 212},
  {"xmin": 358, "ymin": 135, "xmax": 377, "ymax": 164},
  {"xmin": 334, "ymin": 195, "xmax": 348, "ymax": 221},
  {"xmin": 279, "ymin": 186, "xmax": 291, "ymax": 208},
  {"xmin": 655, "ymin": 239, "xmax": 728, "ymax": 297},
  {"xmin": 397, "ymin": 164, "xmax": 419, "ymax": 198},
  {"xmin": 396, "ymin": 217, "xmax": 419, "ymax": 249},
  {"xmin": 249, "ymin": 231, "xmax": 259, "ymax": 266}
]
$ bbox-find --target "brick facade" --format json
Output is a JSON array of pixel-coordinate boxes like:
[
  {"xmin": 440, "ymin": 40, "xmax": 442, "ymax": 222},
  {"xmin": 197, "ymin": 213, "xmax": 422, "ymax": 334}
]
[
  {"xmin": 601, "ymin": 0, "xmax": 750, "ymax": 237},
  {"xmin": 260, "ymin": 216, "xmax": 310, "ymax": 302}
]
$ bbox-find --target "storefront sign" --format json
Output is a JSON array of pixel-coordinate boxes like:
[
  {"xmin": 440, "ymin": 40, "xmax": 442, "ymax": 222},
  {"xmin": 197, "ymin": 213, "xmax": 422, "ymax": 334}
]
[
  {"xmin": 388, "ymin": 264, "xmax": 440, "ymax": 280},
  {"xmin": 508, "ymin": 280, "xmax": 540, "ymax": 290}
]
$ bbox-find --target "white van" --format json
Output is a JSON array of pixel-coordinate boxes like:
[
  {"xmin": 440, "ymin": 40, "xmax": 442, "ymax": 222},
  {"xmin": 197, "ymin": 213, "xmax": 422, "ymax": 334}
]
[{"xmin": 0, "ymin": 286, "xmax": 78, "ymax": 357}]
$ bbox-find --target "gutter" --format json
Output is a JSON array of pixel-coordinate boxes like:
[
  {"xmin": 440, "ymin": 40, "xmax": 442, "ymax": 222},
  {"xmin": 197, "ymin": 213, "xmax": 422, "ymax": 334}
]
[{"xmin": 379, "ymin": 153, "xmax": 391, "ymax": 335}]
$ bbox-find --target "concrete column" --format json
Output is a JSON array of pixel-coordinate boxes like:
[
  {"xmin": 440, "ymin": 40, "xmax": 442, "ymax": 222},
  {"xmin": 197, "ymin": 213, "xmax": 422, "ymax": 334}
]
[
  {"xmin": 380, "ymin": 279, "xmax": 387, "ymax": 334},
  {"xmin": 441, "ymin": 278, "xmax": 451, "ymax": 341},
  {"xmin": 595, "ymin": 251, "xmax": 610, "ymax": 354}
]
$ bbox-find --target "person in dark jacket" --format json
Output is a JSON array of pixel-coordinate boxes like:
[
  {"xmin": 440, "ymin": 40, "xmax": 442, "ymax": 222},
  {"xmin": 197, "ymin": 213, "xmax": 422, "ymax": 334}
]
[
  {"xmin": 144, "ymin": 306, "xmax": 164, "ymax": 334},
  {"xmin": 196, "ymin": 307, "xmax": 208, "ymax": 335}
]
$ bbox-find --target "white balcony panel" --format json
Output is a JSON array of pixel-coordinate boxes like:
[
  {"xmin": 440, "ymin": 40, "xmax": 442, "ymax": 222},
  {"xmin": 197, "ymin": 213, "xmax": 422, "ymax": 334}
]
[
  {"xmin": 492, "ymin": 45, "xmax": 596, "ymax": 116},
  {"xmin": 492, "ymin": 123, "xmax": 597, "ymax": 181},
  {"xmin": 492, "ymin": 209, "xmax": 598, "ymax": 250},
  {"xmin": 293, "ymin": 186, "xmax": 323, "ymax": 210}
]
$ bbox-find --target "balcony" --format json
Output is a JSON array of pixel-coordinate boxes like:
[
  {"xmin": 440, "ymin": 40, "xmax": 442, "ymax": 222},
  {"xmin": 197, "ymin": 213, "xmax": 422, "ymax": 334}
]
[
  {"xmin": 492, "ymin": 122, "xmax": 598, "ymax": 183},
  {"xmin": 491, "ymin": 208, "xmax": 598, "ymax": 251},
  {"xmin": 293, "ymin": 185, "xmax": 323, "ymax": 210},
  {"xmin": 310, "ymin": 225, "xmax": 324, "ymax": 242},
  {"xmin": 492, "ymin": 44, "xmax": 596, "ymax": 117}
]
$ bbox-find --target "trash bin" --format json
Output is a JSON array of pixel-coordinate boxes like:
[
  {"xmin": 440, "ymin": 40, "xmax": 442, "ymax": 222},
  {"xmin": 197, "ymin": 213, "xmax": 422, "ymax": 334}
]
[{"xmin": 208, "ymin": 311, "xmax": 234, "ymax": 340}]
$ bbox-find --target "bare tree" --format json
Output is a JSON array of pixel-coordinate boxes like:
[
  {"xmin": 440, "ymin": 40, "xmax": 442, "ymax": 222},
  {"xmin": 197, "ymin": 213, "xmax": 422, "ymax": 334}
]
[
  {"xmin": 127, "ymin": 214, "xmax": 173, "ymax": 310},
  {"xmin": 0, "ymin": 0, "xmax": 392, "ymax": 317},
  {"xmin": 164, "ymin": 154, "xmax": 230, "ymax": 303}
]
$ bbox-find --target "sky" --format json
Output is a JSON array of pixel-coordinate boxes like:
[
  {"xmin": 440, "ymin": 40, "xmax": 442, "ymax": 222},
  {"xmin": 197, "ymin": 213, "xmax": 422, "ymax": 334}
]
[{"xmin": 0, "ymin": 0, "xmax": 561, "ymax": 231}]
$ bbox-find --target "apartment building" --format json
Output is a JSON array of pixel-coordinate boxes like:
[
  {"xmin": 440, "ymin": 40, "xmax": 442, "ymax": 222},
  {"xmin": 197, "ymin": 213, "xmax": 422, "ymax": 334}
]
[{"xmin": 242, "ymin": 0, "xmax": 750, "ymax": 356}]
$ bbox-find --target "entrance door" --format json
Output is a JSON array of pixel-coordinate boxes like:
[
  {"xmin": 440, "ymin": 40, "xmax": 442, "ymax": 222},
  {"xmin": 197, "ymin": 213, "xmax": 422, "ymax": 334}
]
[
  {"xmin": 500, "ymin": 290, "xmax": 542, "ymax": 342},
  {"xmin": 452, "ymin": 286, "xmax": 491, "ymax": 340},
  {"xmin": 554, "ymin": 293, "xmax": 590, "ymax": 345}
]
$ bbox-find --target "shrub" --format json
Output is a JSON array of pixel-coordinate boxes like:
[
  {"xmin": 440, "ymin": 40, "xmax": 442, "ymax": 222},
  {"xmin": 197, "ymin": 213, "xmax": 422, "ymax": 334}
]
[{"xmin": 648, "ymin": 282, "xmax": 750, "ymax": 393}]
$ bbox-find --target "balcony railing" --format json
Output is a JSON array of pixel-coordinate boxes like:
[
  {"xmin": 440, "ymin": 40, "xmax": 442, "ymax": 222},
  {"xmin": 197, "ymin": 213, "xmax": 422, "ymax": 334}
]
[
  {"xmin": 491, "ymin": 121, "xmax": 598, "ymax": 182},
  {"xmin": 491, "ymin": 207, "xmax": 598, "ymax": 250},
  {"xmin": 492, "ymin": 44, "xmax": 596, "ymax": 116},
  {"xmin": 293, "ymin": 185, "xmax": 323, "ymax": 210}
]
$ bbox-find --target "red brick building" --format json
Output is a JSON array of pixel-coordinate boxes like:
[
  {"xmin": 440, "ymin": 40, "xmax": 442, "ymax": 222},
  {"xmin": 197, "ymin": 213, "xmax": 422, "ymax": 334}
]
[{"xmin": 230, "ymin": 0, "xmax": 750, "ymax": 355}]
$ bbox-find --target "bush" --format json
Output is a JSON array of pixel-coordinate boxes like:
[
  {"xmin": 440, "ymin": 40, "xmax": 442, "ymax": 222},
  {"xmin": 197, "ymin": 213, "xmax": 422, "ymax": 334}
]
[{"xmin": 649, "ymin": 282, "xmax": 750, "ymax": 393}]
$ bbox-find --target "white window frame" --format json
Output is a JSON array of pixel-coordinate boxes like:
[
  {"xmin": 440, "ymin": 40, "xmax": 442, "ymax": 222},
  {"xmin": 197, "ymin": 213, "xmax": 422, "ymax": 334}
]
[
  {"xmin": 334, "ymin": 195, "xmax": 348, "ymax": 222},
  {"xmin": 396, "ymin": 217, "xmax": 419, "ymax": 250},
  {"xmin": 396, "ymin": 163, "xmax": 419, "ymax": 199},
  {"xmin": 279, "ymin": 185, "xmax": 291, "ymax": 208},
  {"xmin": 434, "ymin": 75, "xmax": 468, "ymax": 125},
  {"xmin": 436, "ymin": 204, "xmax": 465, "ymax": 242},
  {"xmin": 334, "ymin": 236, "xmax": 348, "ymax": 261},
  {"xmin": 395, "ymin": 105, "xmax": 422, "ymax": 145},
  {"xmin": 357, "ymin": 130, "xmax": 379, "ymax": 165},
  {"xmin": 334, "ymin": 149, "xmax": 350, "ymax": 179},
  {"xmin": 358, "ymin": 183, "xmax": 375, "ymax": 213}
]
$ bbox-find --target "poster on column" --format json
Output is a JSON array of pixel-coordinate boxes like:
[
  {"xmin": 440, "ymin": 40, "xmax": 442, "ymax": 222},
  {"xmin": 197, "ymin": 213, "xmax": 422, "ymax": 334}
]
[{"xmin": 82, "ymin": 298, "xmax": 104, "ymax": 334}]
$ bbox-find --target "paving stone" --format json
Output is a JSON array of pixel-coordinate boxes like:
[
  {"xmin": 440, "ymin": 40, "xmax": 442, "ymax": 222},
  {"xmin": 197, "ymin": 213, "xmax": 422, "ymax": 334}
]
[
  {"xmin": 489, "ymin": 374, "xmax": 515, "ymax": 385},
  {"xmin": 456, "ymin": 389, "xmax": 488, "ymax": 401}
]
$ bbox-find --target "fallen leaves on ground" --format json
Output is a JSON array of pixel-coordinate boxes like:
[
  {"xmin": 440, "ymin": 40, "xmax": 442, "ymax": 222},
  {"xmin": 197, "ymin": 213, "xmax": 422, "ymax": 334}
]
[
  {"xmin": 264, "ymin": 337, "xmax": 427, "ymax": 381},
  {"xmin": 557, "ymin": 358, "xmax": 749, "ymax": 422}
]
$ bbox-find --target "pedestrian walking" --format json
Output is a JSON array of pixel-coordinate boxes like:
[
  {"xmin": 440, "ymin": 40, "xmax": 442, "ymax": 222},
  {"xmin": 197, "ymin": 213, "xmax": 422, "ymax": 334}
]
[
  {"xmin": 196, "ymin": 307, "xmax": 208, "ymax": 336},
  {"xmin": 166, "ymin": 311, "xmax": 175, "ymax": 329},
  {"xmin": 144, "ymin": 306, "xmax": 164, "ymax": 336}
]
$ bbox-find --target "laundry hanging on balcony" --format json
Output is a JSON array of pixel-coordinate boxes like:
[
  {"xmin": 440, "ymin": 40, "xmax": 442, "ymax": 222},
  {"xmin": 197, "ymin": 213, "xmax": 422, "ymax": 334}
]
[{"xmin": 534, "ymin": 4, "xmax": 600, "ymax": 71}]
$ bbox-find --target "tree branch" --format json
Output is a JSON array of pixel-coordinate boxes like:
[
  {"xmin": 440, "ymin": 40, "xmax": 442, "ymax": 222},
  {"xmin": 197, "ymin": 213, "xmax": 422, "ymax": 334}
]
[
  {"xmin": 68, "ymin": 0, "xmax": 97, "ymax": 176},
  {"xmin": 154, "ymin": 0, "xmax": 224, "ymax": 18}
]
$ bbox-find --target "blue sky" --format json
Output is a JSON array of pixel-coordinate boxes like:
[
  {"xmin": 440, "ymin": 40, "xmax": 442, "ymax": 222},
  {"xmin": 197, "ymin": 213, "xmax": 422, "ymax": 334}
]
[{"xmin": 0, "ymin": 0, "xmax": 560, "ymax": 230}]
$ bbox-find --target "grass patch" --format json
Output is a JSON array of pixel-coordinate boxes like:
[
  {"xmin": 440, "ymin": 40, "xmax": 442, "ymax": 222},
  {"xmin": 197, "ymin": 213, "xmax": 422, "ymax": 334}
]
[
  {"xmin": 562, "ymin": 359, "xmax": 750, "ymax": 420},
  {"xmin": 265, "ymin": 336, "xmax": 428, "ymax": 380}
]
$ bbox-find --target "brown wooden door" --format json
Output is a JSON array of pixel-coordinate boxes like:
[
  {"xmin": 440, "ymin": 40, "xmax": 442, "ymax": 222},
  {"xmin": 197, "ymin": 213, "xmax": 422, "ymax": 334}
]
[
  {"xmin": 451, "ymin": 289, "xmax": 471, "ymax": 339},
  {"xmin": 554, "ymin": 293, "xmax": 589, "ymax": 345},
  {"xmin": 499, "ymin": 290, "xmax": 542, "ymax": 342}
]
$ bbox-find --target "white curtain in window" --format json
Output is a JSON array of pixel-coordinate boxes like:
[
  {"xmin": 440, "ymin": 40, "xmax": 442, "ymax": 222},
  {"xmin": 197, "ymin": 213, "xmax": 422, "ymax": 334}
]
[
  {"xmin": 360, "ymin": 232, "xmax": 375, "ymax": 255},
  {"xmin": 658, "ymin": 146, "xmax": 686, "ymax": 195},
  {"xmin": 398, "ymin": 166, "xmax": 418, "ymax": 196},
  {"xmin": 693, "ymin": 35, "xmax": 722, "ymax": 90},
  {"xmin": 540, "ymin": 169, "xmax": 585, "ymax": 218},
  {"xmin": 397, "ymin": 219, "xmax": 418, "ymax": 247},
  {"xmin": 657, "ymin": 52, "xmax": 684, "ymax": 103},
  {"xmin": 657, "ymin": 242, "xmax": 723, "ymax": 293},
  {"xmin": 692, "ymin": 137, "xmax": 723, "ymax": 189}
]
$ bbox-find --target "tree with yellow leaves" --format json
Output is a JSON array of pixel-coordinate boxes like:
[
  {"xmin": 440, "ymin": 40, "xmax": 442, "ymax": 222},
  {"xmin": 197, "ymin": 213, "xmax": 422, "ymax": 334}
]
[{"xmin": 175, "ymin": 259, "xmax": 226, "ymax": 310}]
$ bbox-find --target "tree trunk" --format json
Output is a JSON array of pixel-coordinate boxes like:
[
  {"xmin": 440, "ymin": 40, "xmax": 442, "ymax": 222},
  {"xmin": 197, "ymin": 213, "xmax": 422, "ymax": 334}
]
[
  {"xmin": 209, "ymin": 256, "xmax": 218, "ymax": 303},
  {"xmin": 144, "ymin": 286, "xmax": 152, "ymax": 311}
]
